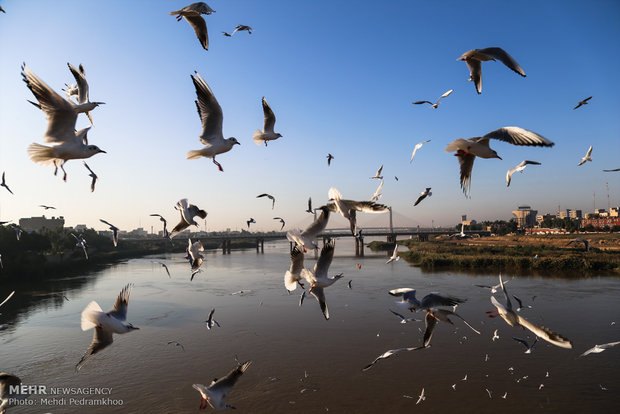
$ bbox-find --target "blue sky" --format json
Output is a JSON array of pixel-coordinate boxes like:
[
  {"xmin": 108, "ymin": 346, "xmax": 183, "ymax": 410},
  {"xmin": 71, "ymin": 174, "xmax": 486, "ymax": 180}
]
[{"xmin": 0, "ymin": 0, "xmax": 619, "ymax": 233}]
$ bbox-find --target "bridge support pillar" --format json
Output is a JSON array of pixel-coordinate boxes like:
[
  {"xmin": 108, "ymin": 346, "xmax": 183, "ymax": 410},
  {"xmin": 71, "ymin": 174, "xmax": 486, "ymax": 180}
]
[
  {"xmin": 256, "ymin": 238, "xmax": 264, "ymax": 254},
  {"xmin": 355, "ymin": 236, "xmax": 364, "ymax": 257},
  {"xmin": 417, "ymin": 234, "xmax": 428, "ymax": 242},
  {"xmin": 227, "ymin": 240, "xmax": 231, "ymax": 254}
]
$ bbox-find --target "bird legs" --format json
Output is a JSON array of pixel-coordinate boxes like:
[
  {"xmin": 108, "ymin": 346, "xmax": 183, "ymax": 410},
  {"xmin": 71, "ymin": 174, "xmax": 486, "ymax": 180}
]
[
  {"xmin": 212, "ymin": 157, "xmax": 223, "ymax": 172},
  {"xmin": 199, "ymin": 396, "xmax": 209, "ymax": 409},
  {"xmin": 53, "ymin": 160, "xmax": 68, "ymax": 181}
]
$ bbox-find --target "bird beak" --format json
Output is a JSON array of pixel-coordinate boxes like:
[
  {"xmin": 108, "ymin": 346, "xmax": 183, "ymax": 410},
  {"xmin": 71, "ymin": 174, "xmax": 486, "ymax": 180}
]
[
  {"xmin": 99, "ymin": 149, "xmax": 107, "ymax": 154},
  {"xmin": 131, "ymin": 326, "xmax": 140, "ymax": 330}
]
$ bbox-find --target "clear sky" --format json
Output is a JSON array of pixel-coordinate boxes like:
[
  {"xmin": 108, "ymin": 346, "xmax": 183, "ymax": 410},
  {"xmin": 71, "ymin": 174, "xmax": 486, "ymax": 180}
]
[{"xmin": 1, "ymin": 0, "xmax": 619, "ymax": 233}]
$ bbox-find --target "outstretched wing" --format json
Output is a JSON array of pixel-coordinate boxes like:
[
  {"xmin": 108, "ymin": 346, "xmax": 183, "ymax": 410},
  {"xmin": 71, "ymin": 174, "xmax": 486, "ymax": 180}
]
[{"xmin": 107, "ymin": 284, "xmax": 133, "ymax": 320}]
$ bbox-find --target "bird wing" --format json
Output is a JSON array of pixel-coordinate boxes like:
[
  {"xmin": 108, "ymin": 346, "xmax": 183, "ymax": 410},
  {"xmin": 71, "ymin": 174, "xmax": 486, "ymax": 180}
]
[
  {"xmin": 185, "ymin": 15, "xmax": 209, "ymax": 50},
  {"xmin": 261, "ymin": 97, "xmax": 276, "ymax": 132},
  {"xmin": 289, "ymin": 245, "xmax": 304, "ymax": 275},
  {"xmin": 314, "ymin": 239, "xmax": 335, "ymax": 278},
  {"xmin": 412, "ymin": 100, "xmax": 433, "ymax": 105},
  {"xmin": 191, "ymin": 72, "xmax": 223, "ymax": 145},
  {"xmin": 465, "ymin": 59, "xmax": 482, "ymax": 94},
  {"xmin": 457, "ymin": 152, "xmax": 476, "ymax": 197},
  {"xmin": 107, "ymin": 284, "xmax": 133, "ymax": 321},
  {"xmin": 370, "ymin": 180, "xmax": 384, "ymax": 201},
  {"xmin": 187, "ymin": 203, "xmax": 208, "ymax": 221},
  {"xmin": 67, "ymin": 62, "xmax": 89, "ymax": 104},
  {"xmin": 76, "ymin": 326, "xmax": 114, "ymax": 371},
  {"xmin": 343, "ymin": 200, "xmax": 389, "ymax": 213},
  {"xmin": 516, "ymin": 314, "xmax": 573, "ymax": 349},
  {"xmin": 585, "ymin": 145, "xmax": 593, "ymax": 158},
  {"xmin": 301, "ymin": 207, "xmax": 330, "ymax": 238},
  {"xmin": 439, "ymin": 89, "xmax": 454, "ymax": 99},
  {"xmin": 483, "ymin": 127, "xmax": 554, "ymax": 147},
  {"xmin": 423, "ymin": 312, "xmax": 438, "ymax": 347},
  {"xmin": 309, "ymin": 287, "xmax": 330, "ymax": 320},
  {"xmin": 420, "ymin": 293, "xmax": 466, "ymax": 309},
  {"xmin": 208, "ymin": 360, "xmax": 252, "ymax": 398},
  {"xmin": 476, "ymin": 47, "xmax": 526, "ymax": 76},
  {"xmin": 414, "ymin": 193, "xmax": 426, "ymax": 206}
]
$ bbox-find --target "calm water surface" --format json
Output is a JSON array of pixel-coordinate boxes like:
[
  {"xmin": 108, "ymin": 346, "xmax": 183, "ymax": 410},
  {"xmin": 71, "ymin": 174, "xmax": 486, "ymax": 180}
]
[{"xmin": 2, "ymin": 238, "xmax": 620, "ymax": 413}]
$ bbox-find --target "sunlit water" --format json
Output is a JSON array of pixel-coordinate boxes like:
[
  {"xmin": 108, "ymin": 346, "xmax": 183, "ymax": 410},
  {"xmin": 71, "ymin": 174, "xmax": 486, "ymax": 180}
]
[{"xmin": 2, "ymin": 238, "xmax": 620, "ymax": 413}]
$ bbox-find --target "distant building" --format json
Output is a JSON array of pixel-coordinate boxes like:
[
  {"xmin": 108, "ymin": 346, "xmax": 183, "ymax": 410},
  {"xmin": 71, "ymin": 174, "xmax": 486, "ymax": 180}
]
[
  {"xmin": 611, "ymin": 207, "xmax": 619, "ymax": 217},
  {"xmin": 568, "ymin": 209, "xmax": 582, "ymax": 219},
  {"xmin": 19, "ymin": 216, "xmax": 65, "ymax": 233},
  {"xmin": 536, "ymin": 213, "xmax": 556, "ymax": 224},
  {"xmin": 581, "ymin": 217, "xmax": 620, "ymax": 229},
  {"xmin": 74, "ymin": 224, "xmax": 88, "ymax": 232},
  {"xmin": 128, "ymin": 227, "xmax": 148, "ymax": 238},
  {"xmin": 512, "ymin": 206, "xmax": 538, "ymax": 229}
]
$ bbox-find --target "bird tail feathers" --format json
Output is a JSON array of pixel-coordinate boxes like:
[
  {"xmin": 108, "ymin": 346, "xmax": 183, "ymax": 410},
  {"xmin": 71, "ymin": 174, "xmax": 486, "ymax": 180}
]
[
  {"xmin": 186, "ymin": 150, "xmax": 203, "ymax": 160},
  {"xmin": 252, "ymin": 130, "xmax": 265, "ymax": 145},
  {"xmin": 27, "ymin": 143, "xmax": 57, "ymax": 165},
  {"xmin": 81, "ymin": 301, "xmax": 102, "ymax": 331}
]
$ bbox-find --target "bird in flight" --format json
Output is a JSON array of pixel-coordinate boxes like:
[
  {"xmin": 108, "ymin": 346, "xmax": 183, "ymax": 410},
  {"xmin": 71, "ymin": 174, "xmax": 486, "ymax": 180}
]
[
  {"xmin": 99, "ymin": 219, "xmax": 119, "ymax": 247},
  {"xmin": 252, "ymin": 97, "xmax": 282, "ymax": 147},
  {"xmin": 193, "ymin": 360, "xmax": 252, "ymax": 410},
  {"xmin": 257, "ymin": 193, "xmax": 276, "ymax": 209},
  {"xmin": 39, "ymin": 204, "xmax": 56, "ymax": 210},
  {"xmin": 457, "ymin": 47, "xmax": 526, "ymax": 94},
  {"xmin": 150, "ymin": 214, "xmax": 169, "ymax": 238},
  {"xmin": 326, "ymin": 153, "xmax": 334, "ymax": 166},
  {"xmin": 370, "ymin": 165, "xmax": 383, "ymax": 180},
  {"xmin": 169, "ymin": 199, "xmax": 207, "ymax": 239},
  {"xmin": 205, "ymin": 308, "xmax": 221, "ymax": 330},
  {"xmin": 246, "ymin": 218, "xmax": 256, "ymax": 229},
  {"xmin": 414, "ymin": 188, "xmax": 432, "ymax": 206},
  {"xmin": 410, "ymin": 139, "xmax": 431, "ymax": 163},
  {"xmin": 506, "ymin": 160, "xmax": 541, "ymax": 187},
  {"xmin": 273, "ymin": 217, "xmax": 285, "ymax": 230},
  {"xmin": 66, "ymin": 62, "xmax": 105, "ymax": 126},
  {"xmin": 573, "ymin": 96, "xmax": 592, "ymax": 110},
  {"xmin": 71, "ymin": 233, "xmax": 88, "ymax": 259},
  {"xmin": 412, "ymin": 89, "xmax": 453, "ymax": 108},
  {"xmin": 577, "ymin": 145, "xmax": 593, "ymax": 166},
  {"xmin": 169, "ymin": 2, "xmax": 215, "ymax": 51},
  {"xmin": 1, "ymin": 172, "xmax": 13, "ymax": 194},
  {"xmin": 82, "ymin": 161, "xmax": 99, "ymax": 192}
]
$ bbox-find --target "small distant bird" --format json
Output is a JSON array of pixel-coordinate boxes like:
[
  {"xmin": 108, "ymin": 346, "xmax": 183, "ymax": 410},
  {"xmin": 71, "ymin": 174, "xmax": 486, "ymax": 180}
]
[
  {"xmin": 506, "ymin": 160, "xmax": 541, "ymax": 187},
  {"xmin": 169, "ymin": 199, "xmax": 207, "ymax": 238},
  {"xmin": 150, "ymin": 214, "xmax": 169, "ymax": 238},
  {"xmin": 386, "ymin": 244, "xmax": 400, "ymax": 264},
  {"xmin": 512, "ymin": 295, "xmax": 532, "ymax": 311},
  {"xmin": 252, "ymin": 97, "xmax": 282, "ymax": 146},
  {"xmin": 457, "ymin": 47, "xmax": 526, "ymax": 94},
  {"xmin": 410, "ymin": 139, "xmax": 432, "ymax": 163},
  {"xmin": 222, "ymin": 31, "xmax": 231, "ymax": 37},
  {"xmin": 231, "ymin": 25, "xmax": 253, "ymax": 35},
  {"xmin": 99, "ymin": 219, "xmax": 119, "ymax": 247},
  {"xmin": 485, "ymin": 389, "xmax": 492, "ymax": 399},
  {"xmin": 348, "ymin": 280, "xmax": 352, "ymax": 289},
  {"xmin": 501, "ymin": 392, "xmax": 507, "ymax": 399},
  {"xmin": 186, "ymin": 72, "xmax": 241, "ymax": 171},
  {"xmin": 10, "ymin": 224, "xmax": 22, "ymax": 241},
  {"xmin": 394, "ymin": 176, "xmax": 398, "ymax": 181},
  {"xmin": 492, "ymin": 329, "xmax": 499, "ymax": 341},
  {"xmin": 77, "ymin": 284, "xmax": 139, "ymax": 371},
  {"xmin": 413, "ymin": 89, "xmax": 453, "ymax": 108},
  {"xmin": 39, "ymin": 204, "xmax": 56, "ymax": 210},
  {"xmin": 603, "ymin": 168, "xmax": 620, "ymax": 172},
  {"xmin": 257, "ymin": 193, "xmax": 276, "ymax": 209},
  {"xmin": 370, "ymin": 165, "xmax": 383, "ymax": 180},
  {"xmin": 577, "ymin": 145, "xmax": 593, "ymax": 166},
  {"xmin": 167, "ymin": 341, "xmax": 185, "ymax": 351},
  {"xmin": 273, "ymin": 217, "xmax": 285, "ymax": 230},
  {"xmin": 361, "ymin": 346, "xmax": 426, "ymax": 371},
  {"xmin": 169, "ymin": 2, "xmax": 215, "ymax": 50},
  {"xmin": 513, "ymin": 336, "xmax": 538, "ymax": 354},
  {"xmin": 205, "ymin": 308, "xmax": 221, "ymax": 330},
  {"xmin": 580, "ymin": 341, "xmax": 620, "ymax": 357},
  {"xmin": 246, "ymin": 218, "xmax": 256, "ymax": 229},
  {"xmin": 156, "ymin": 262, "xmax": 171, "ymax": 278},
  {"xmin": 369, "ymin": 180, "xmax": 384, "ymax": 202},
  {"xmin": 416, "ymin": 388, "xmax": 426, "ymax": 404},
  {"xmin": 567, "ymin": 238, "xmax": 590, "ymax": 252},
  {"xmin": 187, "ymin": 239, "xmax": 205, "ymax": 280},
  {"xmin": 573, "ymin": 96, "xmax": 592, "ymax": 110},
  {"xmin": 474, "ymin": 278, "xmax": 510, "ymax": 294},
  {"xmin": 1, "ymin": 172, "xmax": 13, "ymax": 194},
  {"xmin": 82, "ymin": 161, "xmax": 98, "ymax": 192},
  {"xmin": 71, "ymin": 233, "xmax": 88, "ymax": 259},
  {"xmin": 66, "ymin": 62, "xmax": 105, "ymax": 126},
  {"xmin": 193, "ymin": 360, "xmax": 252, "ymax": 410},
  {"xmin": 305, "ymin": 197, "xmax": 313, "ymax": 213},
  {"xmin": 389, "ymin": 309, "xmax": 419, "ymax": 324},
  {"xmin": 327, "ymin": 153, "xmax": 334, "ymax": 166},
  {"xmin": 414, "ymin": 188, "xmax": 432, "ymax": 206},
  {"xmin": 445, "ymin": 127, "xmax": 554, "ymax": 197}
]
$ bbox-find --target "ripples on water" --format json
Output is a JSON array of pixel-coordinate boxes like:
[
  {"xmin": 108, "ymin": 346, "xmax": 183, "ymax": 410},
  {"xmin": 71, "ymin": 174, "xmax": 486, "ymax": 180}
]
[{"xmin": 2, "ymin": 239, "xmax": 620, "ymax": 413}]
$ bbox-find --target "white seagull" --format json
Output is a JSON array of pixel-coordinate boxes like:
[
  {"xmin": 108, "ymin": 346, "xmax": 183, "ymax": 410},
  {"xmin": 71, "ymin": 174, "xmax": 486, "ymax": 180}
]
[
  {"xmin": 577, "ymin": 145, "xmax": 593, "ymax": 166},
  {"xmin": 416, "ymin": 388, "xmax": 426, "ymax": 404},
  {"xmin": 0, "ymin": 291, "xmax": 15, "ymax": 308},
  {"xmin": 445, "ymin": 126, "xmax": 554, "ymax": 197},
  {"xmin": 413, "ymin": 89, "xmax": 453, "ymax": 108},
  {"xmin": 170, "ymin": 2, "xmax": 214, "ymax": 51},
  {"xmin": 99, "ymin": 219, "xmax": 119, "ymax": 247},
  {"xmin": 273, "ymin": 217, "xmax": 285, "ymax": 230},
  {"xmin": 410, "ymin": 139, "xmax": 431, "ymax": 163},
  {"xmin": 580, "ymin": 341, "xmax": 620, "ymax": 357},
  {"xmin": 252, "ymin": 97, "xmax": 282, "ymax": 146},
  {"xmin": 205, "ymin": 308, "xmax": 221, "ymax": 330},
  {"xmin": 385, "ymin": 243, "xmax": 400, "ymax": 264},
  {"xmin": 301, "ymin": 239, "xmax": 344, "ymax": 320},
  {"xmin": 287, "ymin": 205, "xmax": 331, "ymax": 251},
  {"xmin": 284, "ymin": 245, "xmax": 306, "ymax": 292},
  {"xmin": 10, "ymin": 224, "xmax": 22, "ymax": 241},
  {"xmin": 77, "ymin": 284, "xmax": 139, "ymax": 371},
  {"xmin": 188, "ymin": 238, "xmax": 205, "ymax": 280},
  {"xmin": 414, "ymin": 188, "xmax": 432, "ymax": 206},
  {"xmin": 193, "ymin": 360, "xmax": 252, "ymax": 410},
  {"xmin": 457, "ymin": 47, "xmax": 526, "ymax": 94},
  {"xmin": 82, "ymin": 161, "xmax": 98, "ymax": 192},
  {"xmin": 22, "ymin": 64, "xmax": 106, "ymax": 181},
  {"xmin": 370, "ymin": 165, "xmax": 384, "ymax": 180},
  {"xmin": 66, "ymin": 62, "xmax": 105, "ymax": 126},
  {"xmin": 506, "ymin": 160, "xmax": 541, "ymax": 187},
  {"xmin": 369, "ymin": 180, "xmax": 384, "ymax": 202},
  {"xmin": 186, "ymin": 72, "xmax": 240, "ymax": 171},
  {"xmin": 155, "ymin": 261, "xmax": 171, "ymax": 278},
  {"xmin": 150, "ymin": 214, "xmax": 169, "ymax": 238},
  {"xmin": 71, "ymin": 233, "xmax": 88, "ymax": 259},
  {"xmin": 326, "ymin": 187, "xmax": 389, "ymax": 236},
  {"xmin": 167, "ymin": 341, "xmax": 185, "ymax": 351},
  {"xmin": 256, "ymin": 193, "xmax": 276, "ymax": 209},
  {"xmin": 169, "ymin": 198, "xmax": 207, "ymax": 238},
  {"xmin": 361, "ymin": 346, "xmax": 425, "ymax": 371},
  {"xmin": 389, "ymin": 309, "xmax": 419, "ymax": 324}
]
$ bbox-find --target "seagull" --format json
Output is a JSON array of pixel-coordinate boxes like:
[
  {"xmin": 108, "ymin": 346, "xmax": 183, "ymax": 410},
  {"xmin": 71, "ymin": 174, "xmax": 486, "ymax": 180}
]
[
  {"xmin": 567, "ymin": 238, "xmax": 590, "ymax": 252},
  {"xmin": 474, "ymin": 278, "xmax": 510, "ymax": 294},
  {"xmin": 361, "ymin": 346, "xmax": 426, "ymax": 371},
  {"xmin": 99, "ymin": 219, "xmax": 119, "ymax": 247},
  {"xmin": 150, "ymin": 214, "xmax": 169, "ymax": 238},
  {"xmin": 287, "ymin": 205, "xmax": 330, "ymax": 251},
  {"xmin": 167, "ymin": 341, "xmax": 185, "ymax": 351},
  {"xmin": 577, "ymin": 145, "xmax": 593, "ymax": 166},
  {"xmin": 0, "ymin": 172, "xmax": 13, "ymax": 195},
  {"xmin": 257, "ymin": 193, "xmax": 276, "ymax": 209},
  {"xmin": 301, "ymin": 239, "xmax": 343, "ymax": 320},
  {"xmin": 347, "ymin": 280, "xmax": 352, "ymax": 289},
  {"xmin": 188, "ymin": 239, "xmax": 205, "ymax": 280},
  {"xmin": 573, "ymin": 96, "xmax": 592, "ymax": 110},
  {"xmin": 389, "ymin": 309, "xmax": 419, "ymax": 324},
  {"xmin": 513, "ymin": 337, "xmax": 538, "ymax": 354},
  {"xmin": 252, "ymin": 97, "xmax": 282, "ymax": 146},
  {"xmin": 413, "ymin": 89, "xmax": 453, "ymax": 108},
  {"xmin": 71, "ymin": 233, "xmax": 88, "ymax": 259},
  {"xmin": 0, "ymin": 6, "xmax": 5, "ymax": 13},
  {"xmin": 369, "ymin": 180, "xmax": 384, "ymax": 202},
  {"xmin": 82, "ymin": 161, "xmax": 98, "ymax": 192},
  {"xmin": 386, "ymin": 243, "xmax": 400, "ymax": 264},
  {"xmin": 186, "ymin": 72, "xmax": 240, "ymax": 171},
  {"xmin": 457, "ymin": 47, "xmax": 526, "ymax": 94},
  {"xmin": 501, "ymin": 392, "xmax": 508, "ymax": 399},
  {"xmin": 421, "ymin": 308, "xmax": 481, "ymax": 347},
  {"xmin": 305, "ymin": 197, "xmax": 313, "ymax": 213},
  {"xmin": 603, "ymin": 168, "xmax": 620, "ymax": 172},
  {"xmin": 326, "ymin": 187, "xmax": 389, "ymax": 236},
  {"xmin": 76, "ymin": 284, "xmax": 139, "ymax": 371},
  {"xmin": 414, "ymin": 188, "xmax": 432, "ymax": 206},
  {"xmin": 487, "ymin": 274, "xmax": 573, "ymax": 349},
  {"xmin": 39, "ymin": 204, "xmax": 56, "ymax": 210},
  {"xmin": 326, "ymin": 153, "xmax": 334, "ymax": 166},
  {"xmin": 205, "ymin": 308, "xmax": 221, "ymax": 329},
  {"xmin": 169, "ymin": 198, "xmax": 207, "ymax": 238},
  {"xmin": 485, "ymin": 389, "xmax": 492, "ymax": 399},
  {"xmin": 0, "ymin": 291, "xmax": 15, "ymax": 308},
  {"xmin": 230, "ymin": 25, "xmax": 253, "ymax": 35},
  {"xmin": 193, "ymin": 360, "xmax": 252, "ymax": 410},
  {"xmin": 445, "ymin": 127, "xmax": 554, "ymax": 197},
  {"xmin": 222, "ymin": 31, "xmax": 232, "ymax": 37},
  {"xmin": 512, "ymin": 295, "xmax": 532, "ymax": 311},
  {"xmin": 246, "ymin": 218, "xmax": 256, "ymax": 229},
  {"xmin": 10, "ymin": 224, "xmax": 22, "ymax": 241},
  {"xmin": 370, "ymin": 165, "xmax": 383, "ymax": 180},
  {"xmin": 492, "ymin": 329, "xmax": 500, "ymax": 341},
  {"xmin": 580, "ymin": 341, "xmax": 620, "ymax": 357},
  {"xmin": 410, "ymin": 139, "xmax": 432, "ymax": 163},
  {"xmin": 416, "ymin": 388, "xmax": 426, "ymax": 404},
  {"xmin": 389, "ymin": 288, "xmax": 466, "ymax": 313},
  {"xmin": 22, "ymin": 64, "xmax": 106, "ymax": 182},
  {"xmin": 66, "ymin": 62, "xmax": 105, "ymax": 126},
  {"xmin": 273, "ymin": 217, "xmax": 285, "ymax": 230},
  {"xmin": 506, "ymin": 160, "xmax": 541, "ymax": 187},
  {"xmin": 169, "ymin": 2, "xmax": 214, "ymax": 50},
  {"xmin": 155, "ymin": 262, "xmax": 171, "ymax": 278}
]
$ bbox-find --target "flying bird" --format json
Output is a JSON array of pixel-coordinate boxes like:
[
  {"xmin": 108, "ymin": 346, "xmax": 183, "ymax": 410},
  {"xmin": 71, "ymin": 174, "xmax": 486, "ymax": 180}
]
[
  {"xmin": 370, "ymin": 165, "xmax": 383, "ymax": 180},
  {"xmin": 155, "ymin": 262, "xmax": 171, "ymax": 278},
  {"xmin": 388, "ymin": 288, "xmax": 466, "ymax": 313},
  {"xmin": 513, "ymin": 336, "xmax": 538, "ymax": 354},
  {"xmin": 9, "ymin": 224, "xmax": 22, "ymax": 241},
  {"xmin": 492, "ymin": 329, "xmax": 500, "ymax": 341},
  {"xmin": 414, "ymin": 188, "xmax": 432, "ymax": 206},
  {"xmin": 385, "ymin": 244, "xmax": 400, "ymax": 264},
  {"xmin": 305, "ymin": 197, "xmax": 313, "ymax": 213},
  {"xmin": 445, "ymin": 126, "xmax": 554, "ymax": 197},
  {"xmin": 252, "ymin": 97, "xmax": 282, "ymax": 146},
  {"xmin": 193, "ymin": 360, "xmax": 252, "ymax": 410},
  {"xmin": 150, "ymin": 214, "xmax": 169, "ymax": 238},
  {"xmin": 287, "ymin": 205, "xmax": 331, "ymax": 251},
  {"xmin": 577, "ymin": 145, "xmax": 593, "ymax": 166},
  {"xmin": 246, "ymin": 218, "xmax": 256, "ymax": 229},
  {"xmin": 420, "ymin": 307, "xmax": 481, "ymax": 347},
  {"xmin": 99, "ymin": 219, "xmax": 119, "ymax": 247},
  {"xmin": 416, "ymin": 388, "xmax": 426, "ymax": 405},
  {"xmin": 205, "ymin": 308, "xmax": 221, "ymax": 330},
  {"xmin": 66, "ymin": 62, "xmax": 105, "ymax": 125},
  {"xmin": 76, "ymin": 284, "xmax": 139, "ymax": 371},
  {"xmin": 474, "ymin": 278, "xmax": 510, "ymax": 294},
  {"xmin": 71, "ymin": 233, "xmax": 88, "ymax": 259},
  {"xmin": 300, "ymin": 240, "xmax": 344, "ymax": 320},
  {"xmin": 186, "ymin": 72, "xmax": 240, "ymax": 171},
  {"xmin": 187, "ymin": 238, "xmax": 205, "ymax": 280},
  {"xmin": 512, "ymin": 294, "xmax": 532, "ymax": 311},
  {"xmin": 256, "ymin": 193, "xmax": 276, "ymax": 209},
  {"xmin": 410, "ymin": 139, "xmax": 431, "ymax": 163},
  {"xmin": 487, "ymin": 274, "xmax": 573, "ymax": 349},
  {"xmin": 230, "ymin": 25, "xmax": 253, "ymax": 35},
  {"xmin": 326, "ymin": 153, "xmax": 334, "ymax": 166},
  {"xmin": 327, "ymin": 187, "xmax": 389, "ymax": 236},
  {"xmin": 273, "ymin": 217, "xmax": 285, "ymax": 230},
  {"xmin": 580, "ymin": 341, "xmax": 620, "ymax": 357},
  {"xmin": 413, "ymin": 89, "xmax": 453, "ymax": 108},
  {"xmin": 0, "ymin": 172, "xmax": 13, "ymax": 195},
  {"xmin": 21, "ymin": 64, "xmax": 106, "ymax": 181},
  {"xmin": 169, "ymin": 2, "xmax": 214, "ymax": 50},
  {"xmin": 169, "ymin": 199, "xmax": 207, "ymax": 238},
  {"xmin": 39, "ymin": 204, "xmax": 56, "ymax": 210},
  {"xmin": 506, "ymin": 160, "xmax": 541, "ymax": 187},
  {"xmin": 167, "ymin": 341, "xmax": 185, "ymax": 351},
  {"xmin": 82, "ymin": 161, "xmax": 98, "ymax": 192},
  {"xmin": 603, "ymin": 168, "xmax": 620, "ymax": 172},
  {"xmin": 284, "ymin": 245, "xmax": 306, "ymax": 292},
  {"xmin": 567, "ymin": 238, "xmax": 590, "ymax": 252},
  {"xmin": 369, "ymin": 180, "xmax": 384, "ymax": 202},
  {"xmin": 573, "ymin": 96, "xmax": 592, "ymax": 110},
  {"xmin": 389, "ymin": 309, "xmax": 419, "ymax": 324},
  {"xmin": 457, "ymin": 47, "xmax": 526, "ymax": 94},
  {"xmin": 361, "ymin": 346, "xmax": 425, "ymax": 371}
]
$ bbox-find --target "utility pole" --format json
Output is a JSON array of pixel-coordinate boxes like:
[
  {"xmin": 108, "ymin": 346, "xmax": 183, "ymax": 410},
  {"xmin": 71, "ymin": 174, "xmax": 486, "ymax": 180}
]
[
  {"xmin": 593, "ymin": 192, "xmax": 596, "ymax": 213},
  {"xmin": 607, "ymin": 182, "xmax": 611, "ymax": 211}
]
